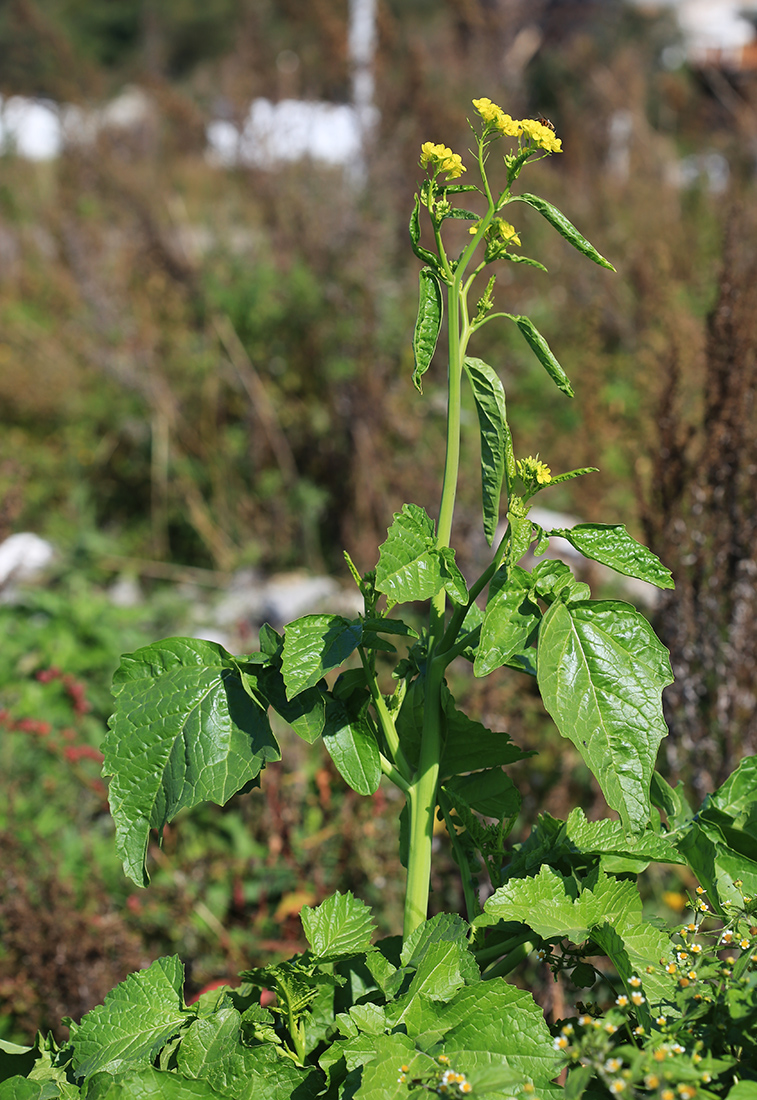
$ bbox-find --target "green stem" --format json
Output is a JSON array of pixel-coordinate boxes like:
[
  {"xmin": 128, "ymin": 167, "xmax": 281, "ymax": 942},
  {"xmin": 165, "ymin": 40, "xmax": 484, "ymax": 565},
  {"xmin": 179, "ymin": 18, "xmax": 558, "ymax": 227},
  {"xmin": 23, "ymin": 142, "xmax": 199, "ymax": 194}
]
[
  {"xmin": 359, "ymin": 647, "xmax": 411, "ymax": 781},
  {"xmin": 481, "ymin": 940, "xmax": 533, "ymax": 980},
  {"xmin": 380, "ymin": 752, "xmax": 410, "ymax": 794}
]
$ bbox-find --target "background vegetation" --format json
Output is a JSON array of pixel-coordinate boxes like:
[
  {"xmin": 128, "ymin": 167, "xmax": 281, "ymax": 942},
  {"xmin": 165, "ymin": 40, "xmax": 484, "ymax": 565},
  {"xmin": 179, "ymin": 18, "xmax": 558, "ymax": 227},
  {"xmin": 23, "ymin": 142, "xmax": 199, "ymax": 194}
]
[{"xmin": 2, "ymin": 0, "xmax": 756, "ymax": 1046}]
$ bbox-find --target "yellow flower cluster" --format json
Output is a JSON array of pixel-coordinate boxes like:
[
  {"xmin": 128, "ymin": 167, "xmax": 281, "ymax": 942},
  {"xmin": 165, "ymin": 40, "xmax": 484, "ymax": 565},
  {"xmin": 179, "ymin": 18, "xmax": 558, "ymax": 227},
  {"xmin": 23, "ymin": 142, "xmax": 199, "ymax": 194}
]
[
  {"xmin": 419, "ymin": 141, "xmax": 466, "ymax": 179},
  {"xmin": 518, "ymin": 455, "xmax": 552, "ymax": 486},
  {"xmin": 469, "ymin": 217, "xmax": 521, "ymax": 248},
  {"xmin": 472, "ymin": 98, "xmax": 562, "ymax": 154}
]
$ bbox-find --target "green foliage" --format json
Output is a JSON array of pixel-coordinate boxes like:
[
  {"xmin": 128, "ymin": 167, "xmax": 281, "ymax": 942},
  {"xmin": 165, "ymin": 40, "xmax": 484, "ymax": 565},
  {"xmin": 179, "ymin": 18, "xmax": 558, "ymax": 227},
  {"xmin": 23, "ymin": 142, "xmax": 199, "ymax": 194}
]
[{"xmin": 6, "ymin": 90, "xmax": 757, "ymax": 1095}]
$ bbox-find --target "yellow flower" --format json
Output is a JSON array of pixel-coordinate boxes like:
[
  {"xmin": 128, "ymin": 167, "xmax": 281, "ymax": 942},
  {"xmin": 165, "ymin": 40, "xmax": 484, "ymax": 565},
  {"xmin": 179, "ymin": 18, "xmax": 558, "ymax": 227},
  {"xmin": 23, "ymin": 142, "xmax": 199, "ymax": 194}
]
[
  {"xmin": 645, "ymin": 1076, "xmax": 660, "ymax": 1089},
  {"xmin": 519, "ymin": 117, "xmax": 563, "ymax": 153},
  {"xmin": 609, "ymin": 1081, "xmax": 626, "ymax": 1094},
  {"xmin": 518, "ymin": 455, "xmax": 552, "ymax": 486},
  {"xmin": 419, "ymin": 142, "xmax": 466, "ymax": 180},
  {"xmin": 629, "ymin": 975, "xmax": 642, "ymax": 988},
  {"xmin": 472, "ymin": 97, "xmax": 522, "ymax": 138},
  {"xmin": 631, "ymin": 991, "xmax": 645, "ymax": 1006}
]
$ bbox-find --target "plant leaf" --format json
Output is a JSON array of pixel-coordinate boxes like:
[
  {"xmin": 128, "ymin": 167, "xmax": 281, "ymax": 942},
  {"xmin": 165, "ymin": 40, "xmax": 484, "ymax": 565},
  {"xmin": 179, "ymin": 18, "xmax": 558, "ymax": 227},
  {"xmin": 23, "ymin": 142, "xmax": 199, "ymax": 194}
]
[
  {"xmin": 565, "ymin": 808, "xmax": 684, "ymax": 866},
  {"xmin": 440, "ymin": 688, "xmax": 533, "ymax": 777},
  {"xmin": 281, "ymin": 615, "xmax": 363, "ymax": 700},
  {"xmin": 510, "ymin": 315, "xmax": 574, "ymax": 397},
  {"xmin": 301, "ymin": 891, "xmax": 375, "ymax": 960},
  {"xmin": 376, "ymin": 504, "xmax": 443, "ymax": 605},
  {"xmin": 322, "ymin": 698, "xmax": 381, "ymax": 796},
  {"xmin": 514, "ymin": 194, "xmax": 616, "ymax": 270},
  {"xmin": 409, "ymin": 195, "xmax": 439, "ymax": 269},
  {"xmin": 438, "ymin": 546, "xmax": 469, "ymax": 605},
  {"xmin": 551, "ymin": 524, "xmax": 674, "ymax": 590},
  {"xmin": 413, "ymin": 267, "xmax": 443, "ymax": 393},
  {"xmin": 444, "ymin": 769, "xmax": 521, "ymax": 821},
  {"xmin": 106, "ymin": 639, "xmax": 279, "ymax": 886},
  {"xmin": 537, "ymin": 601, "xmax": 673, "ymax": 832},
  {"xmin": 245, "ymin": 664, "xmax": 326, "ymax": 743},
  {"xmin": 474, "ymin": 565, "xmax": 540, "ymax": 677},
  {"xmin": 464, "ymin": 357, "xmax": 514, "ymax": 544},
  {"xmin": 86, "ymin": 1067, "xmax": 228, "ymax": 1098},
  {"xmin": 71, "ymin": 957, "xmax": 188, "ymax": 1081}
]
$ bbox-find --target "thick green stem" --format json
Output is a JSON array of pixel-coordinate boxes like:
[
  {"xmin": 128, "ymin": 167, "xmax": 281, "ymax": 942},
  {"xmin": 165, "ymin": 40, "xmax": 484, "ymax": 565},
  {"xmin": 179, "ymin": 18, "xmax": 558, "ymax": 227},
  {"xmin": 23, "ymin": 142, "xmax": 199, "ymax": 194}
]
[
  {"xmin": 359, "ymin": 647, "xmax": 411, "ymax": 781},
  {"xmin": 403, "ymin": 656, "xmax": 444, "ymax": 938}
]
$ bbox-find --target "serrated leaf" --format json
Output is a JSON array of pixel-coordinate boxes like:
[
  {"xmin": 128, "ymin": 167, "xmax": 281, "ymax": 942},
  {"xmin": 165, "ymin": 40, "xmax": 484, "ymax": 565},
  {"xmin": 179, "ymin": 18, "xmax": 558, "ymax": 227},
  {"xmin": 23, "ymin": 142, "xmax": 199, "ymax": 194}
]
[
  {"xmin": 106, "ymin": 639, "xmax": 279, "ymax": 886},
  {"xmin": 413, "ymin": 268, "xmax": 443, "ymax": 392},
  {"xmin": 514, "ymin": 194, "xmax": 616, "ymax": 270},
  {"xmin": 177, "ymin": 1006, "xmax": 322, "ymax": 1100},
  {"xmin": 322, "ymin": 699, "xmax": 381, "ymax": 796},
  {"xmin": 71, "ymin": 957, "xmax": 188, "ymax": 1081},
  {"xmin": 344, "ymin": 1034, "xmax": 436, "ymax": 1100},
  {"xmin": 0, "ymin": 1082, "xmax": 50, "ymax": 1100},
  {"xmin": 281, "ymin": 615, "xmax": 363, "ymax": 700},
  {"xmin": 444, "ymin": 769, "xmax": 520, "ymax": 820},
  {"xmin": 474, "ymin": 565, "xmax": 540, "ymax": 677},
  {"xmin": 510, "ymin": 315, "xmax": 574, "ymax": 397},
  {"xmin": 537, "ymin": 600, "xmax": 673, "ymax": 832},
  {"xmin": 501, "ymin": 253, "xmax": 549, "ymax": 273},
  {"xmin": 301, "ymin": 892, "xmax": 375, "ymax": 959},
  {"xmin": 464, "ymin": 357, "xmax": 513, "ymax": 544},
  {"xmin": 74, "ymin": 1068, "xmax": 224, "ymax": 1099},
  {"xmin": 440, "ymin": 689, "xmax": 533, "ymax": 778},
  {"xmin": 376, "ymin": 504, "xmax": 443, "ymax": 605},
  {"xmin": 565, "ymin": 808, "xmax": 683, "ymax": 865},
  {"xmin": 387, "ymin": 942, "xmax": 473, "ymax": 1028},
  {"xmin": 551, "ymin": 524, "xmax": 674, "ymax": 590},
  {"xmin": 485, "ymin": 865, "xmax": 592, "ymax": 941},
  {"xmin": 400, "ymin": 912, "xmax": 470, "ymax": 969},
  {"xmin": 432, "ymin": 982, "xmax": 559, "ymax": 1085}
]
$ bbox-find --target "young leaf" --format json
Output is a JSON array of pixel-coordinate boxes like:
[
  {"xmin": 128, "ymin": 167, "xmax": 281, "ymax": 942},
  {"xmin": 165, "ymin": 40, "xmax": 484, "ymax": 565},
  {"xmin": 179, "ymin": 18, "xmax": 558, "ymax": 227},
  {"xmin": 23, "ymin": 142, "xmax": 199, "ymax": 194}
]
[
  {"xmin": 438, "ymin": 546, "xmax": 469, "ymax": 604},
  {"xmin": 106, "ymin": 639, "xmax": 280, "ymax": 886},
  {"xmin": 500, "ymin": 253, "xmax": 549, "ymax": 273},
  {"xmin": 376, "ymin": 504, "xmax": 444, "ymax": 605},
  {"xmin": 513, "ymin": 193, "xmax": 616, "ymax": 270},
  {"xmin": 400, "ymin": 912, "xmax": 471, "ymax": 968},
  {"xmin": 71, "ymin": 957, "xmax": 188, "ymax": 1081},
  {"xmin": 301, "ymin": 892, "xmax": 375, "ymax": 960},
  {"xmin": 464, "ymin": 357, "xmax": 513, "ymax": 544},
  {"xmin": 444, "ymin": 769, "xmax": 520, "ymax": 821},
  {"xmin": 246, "ymin": 664, "xmax": 326, "ymax": 743},
  {"xmin": 550, "ymin": 523, "xmax": 674, "ymax": 590},
  {"xmin": 510, "ymin": 315, "xmax": 574, "ymax": 397},
  {"xmin": 322, "ymin": 698, "xmax": 381, "ymax": 796},
  {"xmin": 413, "ymin": 267, "xmax": 443, "ymax": 393},
  {"xmin": 474, "ymin": 564, "xmax": 540, "ymax": 677},
  {"xmin": 281, "ymin": 615, "xmax": 363, "ymax": 700},
  {"xmin": 537, "ymin": 600, "xmax": 673, "ymax": 833}
]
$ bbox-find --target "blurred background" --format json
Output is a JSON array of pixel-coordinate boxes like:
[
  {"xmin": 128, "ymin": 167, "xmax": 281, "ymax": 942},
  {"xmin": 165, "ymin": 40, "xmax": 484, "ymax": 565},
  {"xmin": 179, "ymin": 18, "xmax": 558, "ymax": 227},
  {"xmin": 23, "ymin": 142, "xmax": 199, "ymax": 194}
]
[{"xmin": 2, "ymin": 0, "xmax": 757, "ymax": 1043}]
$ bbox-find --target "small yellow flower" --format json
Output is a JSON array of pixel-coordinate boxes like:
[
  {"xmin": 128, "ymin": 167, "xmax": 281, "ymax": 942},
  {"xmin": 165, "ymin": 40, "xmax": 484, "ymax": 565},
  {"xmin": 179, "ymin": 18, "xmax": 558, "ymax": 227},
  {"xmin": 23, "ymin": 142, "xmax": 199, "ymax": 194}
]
[
  {"xmin": 677, "ymin": 1086, "xmax": 696, "ymax": 1099},
  {"xmin": 518, "ymin": 455, "xmax": 552, "ymax": 486},
  {"xmin": 697, "ymin": 899, "xmax": 709, "ymax": 912},
  {"xmin": 629, "ymin": 975, "xmax": 642, "ymax": 987},
  {"xmin": 696, "ymin": 886, "xmax": 705, "ymax": 895},
  {"xmin": 653, "ymin": 1049, "xmax": 668, "ymax": 1062},
  {"xmin": 634, "ymin": 1026, "xmax": 645, "ymax": 1036},
  {"xmin": 605, "ymin": 1023, "xmax": 618, "ymax": 1035},
  {"xmin": 740, "ymin": 938, "xmax": 750, "ymax": 949},
  {"xmin": 460, "ymin": 1084, "xmax": 473, "ymax": 1095},
  {"xmin": 519, "ymin": 117, "xmax": 562, "ymax": 153},
  {"xmin": 666, "ymin": 963, "xmax": 677, "ymax": 974},
  {"xmin": 605, "ymin": 1059, "xmax": 623, "ymax": 1073},
  {"xmin": 671, "ymin": 1043, "xmax": 686, "ymax": 1054},
  {"xmin": 645, "ymin": 1076, "xmax": 660, "ymax": 1089},
  {"xmin": 677, "ymin": 952, "xmax": 689, "ymax": 962},
  {"xmin": 662, "ymin": 1090, "xmax": 676, "ymax": 1100},
  {"xmin": 720, "ymin": 930, "xmax": 734, "ymax": 944},
  {"xmin": 419, "ymin": 142, "xmax": 466, "ymax": 180},
  {"xmin": 577, "ymin": 1015, "xmax": 592, "ymax": 1027},
  {"xmin": 615, "ymin": 995, "xmax": 629, "ymax": 1008},
  {"xmin": 609, "ymin": 1081, "xmax": 626, "ymax": 1094},
  {"xmin": 631, "ymin": 991, "xmax": 645, "ymax": 1006},
  {"xmin": 553, "ymin": 1036, "xmax": 569, "ymax": 1050},
  {"xmin": 690, "ymin": 943, "xmax": 702, "ymax": 954},
  {"xmin": 688, "ymin": 971, "xmax": 697, "ymax": 981},
  {"xmin": 656, "ymin": 1016, "xmax": 667, "ymax": 1026}
]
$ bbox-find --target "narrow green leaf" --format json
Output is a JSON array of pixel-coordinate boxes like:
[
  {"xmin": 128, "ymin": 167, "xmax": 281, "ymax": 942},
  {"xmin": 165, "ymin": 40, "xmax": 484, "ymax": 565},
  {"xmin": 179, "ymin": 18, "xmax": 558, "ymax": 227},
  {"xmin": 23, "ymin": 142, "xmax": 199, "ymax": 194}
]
[
  {"xmin": 361, "ymin": 617, "xmax": 419, "ymax": 639},
  {"xmin": 413, "ymin": 267, "xmax": 443, "ymax": 393},
  {"xmin": 500, "ymin": 253, "xmax": 549, "ymax": 273},
  {"xmin": 376, "ymin": 504, "xmax": 443, "ymax": 605},
  {"xmin": 409, "ymin": 195, "xmax": 439, "ymax": 268},
  {"xmin": 106, "ymin": 639, "xmax": 280, "ymax": 886},
  {"xmin": 71, "ymin": 957, "xmax": 187, "ymax": 1081},
  {"xmin": 281, "ymin": 615, "xmax": 362, "ymax": 700},
  {"xmin": 537, "ymin": 600, "xmax": 673, "ymax": 832},
  {"xmin": 551, "ymin": 524, "xmax": 674, "ymax": 590},
  {"xmin": 510, "ymin": 315, "xmax": 574, "ymax": 397},
  {"xmin": 514, "ymin": 193, "xmax": 616, "ymax": 270},
  {"xmin": 547, "ymin": 467, "xmax": 598, "ymax": 487},
  {"xmin": 322, "ymin": 698, "xmax": 381, "ymax": 795},
  {"xmin": 464, "ymin": 357, "xmax": 513, "ymax": 543},
  {"xmin": 441, "ymin": 207, "xmax": 480, "ymax": 221},
  {"xmin": 301, "ymin": 891, "xmax": 375, "ymax": 959},
  {"xmin": 439, "ymin": 546, "xmax": 469, "ymax": 604},
  {"xmin": 474, "ymin": 565, "xmax": 540, "ymax": 677}
]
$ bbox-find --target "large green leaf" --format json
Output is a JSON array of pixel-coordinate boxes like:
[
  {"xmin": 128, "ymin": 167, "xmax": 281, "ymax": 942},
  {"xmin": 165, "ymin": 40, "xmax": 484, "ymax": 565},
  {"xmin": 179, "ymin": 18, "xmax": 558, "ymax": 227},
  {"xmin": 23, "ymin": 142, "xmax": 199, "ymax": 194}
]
[
  {"xmin": 345, "ymin": 1034, "xmax": 436, "ymax": 1100},
  {"xmin": 376, "ymin": 504, "xmax": 443, "ymax": 605},
  {"xmin": 281, "ymin": 615, "xmax": 363, "ymax": 700},
  {"xmin": 474, "ymin": 565, "xmax": 540, "ymax": 677},
  {"xmin": 513, "ymin": 194, "xmax": 616, "ymax": 270},
  {"xmin": 537, "ymin": 600, "xmax": 673, "ymax": 832},
  {"xmin": 708, "ymin": 754, "xmax": 757, "ymax": 821},
  {"xmin": 88, "ymin": 1067, "xmax": 227, "ymax": 1099},
  {"xmin": 177, "ymin": 1007, "xmax": 322, "ymax": 1100},
  {"xmin": 400, "ymin": 912, "xmax": 470, "ymax": 969},
  {"xmin": 71, "ymin": 957, "xmax": 188, "ymax": 1081},
  {"xmin": 550, "ymin": 524, "xmax": 674, "ymax": 590},
  {"xmin": 301, "ymin": 891, "xmax": 375, "ymax": 960},
  {"xmin": 106, "ymin": 639, "xmax": 279, "ymax": 886},
  {"xmin": 565, "ymin": 808, "xmax": 683, "ymax": 866},
  {"xmin": 444, "ymin": 769, "xmax": 520, "ymax": 821},
  {"xmin": 463, "ymin": 357, "xmax": 512, "ymax": 544},
  {"xmin": 322, "ymin": 698, "xmax": 381, "ymax": 796},
  {"xmin": 246, "ymin": 664, "xmax": 325, "ymax": 743}
]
